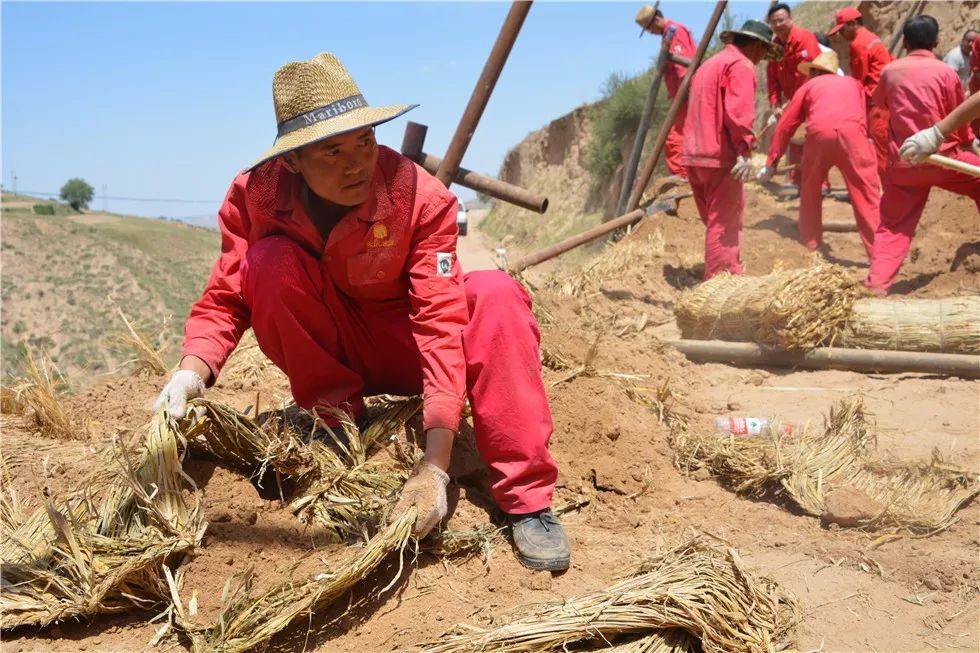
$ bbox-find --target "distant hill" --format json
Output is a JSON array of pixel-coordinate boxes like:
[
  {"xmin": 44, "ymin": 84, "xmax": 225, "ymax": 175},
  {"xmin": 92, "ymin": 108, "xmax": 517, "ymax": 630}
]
[{"xmin": 1, "ymin": 193, "xmax": 220, "ymax": 381}]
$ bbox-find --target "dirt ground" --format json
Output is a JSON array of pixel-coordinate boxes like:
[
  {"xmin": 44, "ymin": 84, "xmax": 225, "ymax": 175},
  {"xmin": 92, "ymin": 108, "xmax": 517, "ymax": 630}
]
[{"xmin": 3, "ymin": 180, "xmax": 978, "ymax": 652}]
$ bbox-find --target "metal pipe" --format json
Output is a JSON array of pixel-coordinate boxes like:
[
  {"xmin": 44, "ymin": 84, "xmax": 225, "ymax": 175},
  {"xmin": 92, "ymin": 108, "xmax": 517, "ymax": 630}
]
[
  {"xmin": 435, "ymin": 1, "xmax": 532, "ymax": 188},
  {"xmin": 616, "ymin": 54, "xmax": 668, "ymax": 215},
  {"xmin": 626, "ymin": 1, "xmax": 728, "ymax": 211},
  {"xmin": 672, "ymin": 339, "xmax": 980, "ymax": 379},
  {"xmin": 510, "ymin": 209, "xmax": 646, "ymax": 273},
  {"xmin": 415, "ymin": 152, "xmax": 548, "ymax": 213},
  {"xmin": 888, "ymin": 0, "xmax": 925, "ymax": 57},
  {"xmin": 667, "ymin": 52, "xmax": 691, "ymax": 67},
  {"xmin": 401, "ymin": 121, "xmax": 428, "ymax": 159}
]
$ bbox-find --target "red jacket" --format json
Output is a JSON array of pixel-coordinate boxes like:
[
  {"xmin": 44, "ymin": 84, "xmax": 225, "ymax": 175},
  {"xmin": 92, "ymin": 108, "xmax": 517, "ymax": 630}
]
[
  {"xmin": 662, "ymin": 19, "xmax": 697, "ymax": 99},
  {"xmin": 767, "ymin": 74, "xmax": 868, "ymax": 167},
  {"xmin": 970, "ymin": 32, "xmax": 980, "ymax": 93},
  {"xmin": 182, "ymin": 146, "xmax": 468, "ymax": 430},
  {"xmin": 872, "ymin": 49, "xmax": 972, "ymax": 166},
  {"xmin": 680, "ymin": 44, "xmax": 757, "ymax": 168},
  {"xmin": 849, "ymin": 26, "xmax": 892, "ymax": 102},
  {"xmin": 767, "ymin": 24, "xmax": 821, "ymax": 106}
]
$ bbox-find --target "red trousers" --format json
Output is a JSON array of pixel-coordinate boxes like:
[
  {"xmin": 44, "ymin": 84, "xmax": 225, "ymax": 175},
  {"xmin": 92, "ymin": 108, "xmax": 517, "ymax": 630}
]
[
  {"xmin": 865, "ymin": 151, "xmax": 980, "ymax": 292},
  {"xmin": 688, "ymin": 165, "xmax": 744, "ymax": 279},
  {"xmin": 868, "ymin": 105, "xmax": 890, "ymax": 179},
  {"xmin": 664, "ymin": 103, "xmax": 688, "ymax": 179},
  {"xmin": 799, "ymin": 126, "xmax": 881, "ymax": 257},
  {"xmin": 240, "ymin": 236, "xmax": 558, "ymax": 513}
]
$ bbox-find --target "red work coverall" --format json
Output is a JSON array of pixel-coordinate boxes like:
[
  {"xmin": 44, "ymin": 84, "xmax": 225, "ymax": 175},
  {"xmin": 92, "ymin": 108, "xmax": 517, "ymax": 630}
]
[
  {"xmin": 767, "ymin": 74, "xmax": 880, "ymax": 256},
  {"xmin": 767, "ymin": 25, "xmax": 821, "ymax": 184},
  {"xmin": 970, "ymin": 36, "xmax": 980, "ymax": 137},
  {"xmin": 182, "ymin": 146, "xmax": 558, "ymax": 513},
  {"xmin": 681, "ymin": 44, "xmax": 757, "ymax": 279},
  {"xmin": 865, "ymin": 51, "xmax": 980, "ymax": 293},
  {"xmin": 661, "ymin": 19, "xmax": 697, "ymax": 178},
  {"xmin": 848, "ymin": 26, "xmax": 892, "ymax": 177}
]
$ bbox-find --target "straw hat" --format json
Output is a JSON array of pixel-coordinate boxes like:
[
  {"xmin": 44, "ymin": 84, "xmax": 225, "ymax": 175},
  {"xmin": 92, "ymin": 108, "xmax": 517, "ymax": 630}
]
[
  {"xmin": 798, "ymin": 50, "xmax": 840, "ymax": 76},
  {"xmin": 248, "ymin": 52, "xmax": 417, "ymax": 170},
  {"xmin": 634, "ymin": 5, "xmax": 659, "ymax": 38},
  {"xmin": 720, "ymin": 19, "xmax": 777, "ymax": 53}
]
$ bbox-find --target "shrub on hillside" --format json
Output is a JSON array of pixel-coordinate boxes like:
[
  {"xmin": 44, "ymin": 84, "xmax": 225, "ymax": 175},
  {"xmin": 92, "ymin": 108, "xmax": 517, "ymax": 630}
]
[
  {"xmin": 33, "ymin": 204, "xmax": 55, "ymax": 215},
  {"xmin": 585, "ymin": 69, "xmax": 667, "ymax": 188},
  {"xmin": 59, "ymin": 177, "xmax": 94, "ymax": 211}
]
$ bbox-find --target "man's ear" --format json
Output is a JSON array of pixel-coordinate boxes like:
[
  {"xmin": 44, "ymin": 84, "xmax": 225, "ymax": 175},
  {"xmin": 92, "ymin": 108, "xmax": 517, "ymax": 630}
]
[{"xmin": 280, "ymin": 151, "xmax": 300, "ymax": 173}]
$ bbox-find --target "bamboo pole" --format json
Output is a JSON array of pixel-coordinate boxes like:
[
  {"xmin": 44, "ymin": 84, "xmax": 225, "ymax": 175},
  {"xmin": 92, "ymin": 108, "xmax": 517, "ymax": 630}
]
[
  {"xmin": 626, "ymin": 1, "xmax": 728, "ymax": 212},
  {"xmin": 672, "ymin": 339, "xmax": 980, "ymax": 378}
]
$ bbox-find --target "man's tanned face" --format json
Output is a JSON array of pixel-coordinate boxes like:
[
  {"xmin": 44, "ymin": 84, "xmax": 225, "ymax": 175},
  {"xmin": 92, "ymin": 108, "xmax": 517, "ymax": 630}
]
[{"xmin": 283, "ymin": 127, "xmax": 379, "ymax": 207}]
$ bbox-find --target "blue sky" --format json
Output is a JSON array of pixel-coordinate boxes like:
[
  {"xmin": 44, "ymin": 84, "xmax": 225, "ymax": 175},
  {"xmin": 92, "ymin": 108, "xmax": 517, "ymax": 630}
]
[{"xmin": 3, "ymin": 1, "xmax": 773, "ymax": 226}]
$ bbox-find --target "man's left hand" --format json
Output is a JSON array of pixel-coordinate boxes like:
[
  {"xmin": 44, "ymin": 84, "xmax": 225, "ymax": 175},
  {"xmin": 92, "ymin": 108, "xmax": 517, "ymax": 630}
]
[
  {"xmin": 756, "ymin": 165, "xmax": 775, "ymax": 182},
  {"xmin": 731, "ymin": 156, "xmax": 753, "ymax": 182}
]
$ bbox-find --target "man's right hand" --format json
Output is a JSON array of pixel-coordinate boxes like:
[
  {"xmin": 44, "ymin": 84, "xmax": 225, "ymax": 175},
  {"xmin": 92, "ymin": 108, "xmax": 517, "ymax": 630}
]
[
  {"xmin": 154, "ymin": 369, "xmax": 206, "ymax": 419},
  {"xmin": 389, "ymin": 461, "xmax": 449, "ymax": 537}
]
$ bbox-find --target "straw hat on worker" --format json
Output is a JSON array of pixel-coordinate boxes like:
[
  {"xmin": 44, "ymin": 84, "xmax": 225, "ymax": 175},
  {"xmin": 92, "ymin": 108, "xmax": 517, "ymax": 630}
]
[
  {"xmin": 248, "ymin": 52, "xmax": 417, "ymax": 170},
  {"xmin": 799, "ymin": 50, "xmax": 841, "ymax": 77}
]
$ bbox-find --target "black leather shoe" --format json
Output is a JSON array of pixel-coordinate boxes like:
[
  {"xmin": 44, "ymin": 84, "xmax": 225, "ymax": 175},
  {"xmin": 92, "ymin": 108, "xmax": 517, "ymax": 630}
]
[{"xmin": 507, "ymin": 508, "xmax": 571, "ymax": 571}]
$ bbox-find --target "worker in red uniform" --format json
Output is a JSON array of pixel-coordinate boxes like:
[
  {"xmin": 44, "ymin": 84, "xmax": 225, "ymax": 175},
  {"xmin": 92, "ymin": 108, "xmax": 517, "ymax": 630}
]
[
  {"xmin": 153, "ymin": 52, "xmax": 571, "ymax": 571},
  {"xmin": 758, "ymin": 51, "xmax": 880, "ymax": 258},
  {"xmin": 828, "ymin": 7, "xmax": 893, "ymax": 178},
  {"xmin": 681, "ymin": 20, "xmax": 776, "ymax": 279},
  {"xmin": 969, "ymin": 32, "xmax": 980, "ymax": 139},
  {"xmin": 864, "ymin": 17, "xmax": 980, "ymax": 294},
  {"xmin": 766, "ymin": 3, "xmax": 821, "ymax": 186},
  {"xmin": 635, "ymin": 5, "xmax": 697, "ymax": 178}
]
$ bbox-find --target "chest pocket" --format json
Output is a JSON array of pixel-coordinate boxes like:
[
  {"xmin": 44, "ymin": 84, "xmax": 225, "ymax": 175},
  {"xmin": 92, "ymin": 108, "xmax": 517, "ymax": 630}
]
[{"xmin": 345, "ymin": 250, "xmax": 405, "ymax": 299}]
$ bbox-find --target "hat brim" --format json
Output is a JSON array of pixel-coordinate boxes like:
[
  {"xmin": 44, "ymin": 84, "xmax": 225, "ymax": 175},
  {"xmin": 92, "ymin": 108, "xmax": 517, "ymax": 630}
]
[
  {"xmin": 827, "ymin": 22, "xmax": 846, "ymax": 36},
  {"xmin": 246, "ymin": 103, "xmax": 418, "ymax": 171},
  {"xmin": 720, "ymin": 30, "xmax": 777, "ymax": 52},
  {"xmin": 798, "ymin": 61, "xmax": 837, "ymax": 76}
]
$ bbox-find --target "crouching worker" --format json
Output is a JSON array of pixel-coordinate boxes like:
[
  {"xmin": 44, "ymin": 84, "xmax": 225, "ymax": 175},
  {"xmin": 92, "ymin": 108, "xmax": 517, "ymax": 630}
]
[
  {"xmin": 154, "ymin": 52, "xmax": 571, "ymax": 571},
  {"xmin": 758, "ymin": 50, "xmax": 881, "ymax": 258},
  {"xmin": 681, "ymin": 20, "xmax": 777, "ymax": 279}
]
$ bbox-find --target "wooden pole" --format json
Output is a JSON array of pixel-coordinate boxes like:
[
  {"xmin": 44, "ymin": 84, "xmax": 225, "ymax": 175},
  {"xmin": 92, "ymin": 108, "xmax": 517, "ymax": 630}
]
[
  {"xmin": 626, "ymin": 1, "xmax": 728, "ymax": 211},
  {"xmin": 927, "ymin": 153, "xmax": 980, "ymax": 178},
  {"xmin": 672, "ymin": 339, "xmax": 980, "ymax": 378}
]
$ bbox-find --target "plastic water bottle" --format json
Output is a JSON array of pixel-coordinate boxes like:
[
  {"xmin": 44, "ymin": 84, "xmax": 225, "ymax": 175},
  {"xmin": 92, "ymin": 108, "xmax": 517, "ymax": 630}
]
[{"xmin": 714, "ymin": 416, "xmax": 796, "ymax": 437}]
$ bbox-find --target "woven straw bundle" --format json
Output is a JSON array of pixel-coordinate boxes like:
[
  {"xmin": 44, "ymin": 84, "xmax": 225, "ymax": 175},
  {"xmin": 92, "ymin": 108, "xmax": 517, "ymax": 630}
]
[
  {"xmin": 840, "ymin": 296, "xmax": 980, "ymax": 354},
  {"xmin": 674, "ymin": 264, "xmax": 863, "ymax": 349}
]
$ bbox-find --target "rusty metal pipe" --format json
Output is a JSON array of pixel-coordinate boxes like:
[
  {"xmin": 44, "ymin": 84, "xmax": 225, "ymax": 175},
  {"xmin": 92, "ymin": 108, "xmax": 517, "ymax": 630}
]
[
  {"xmin": 627, "ymin": 1, "xmax": 728, "ymax": 211},
  {"xmin": 509, "ymin": 209, "xmax": 646, "ymax": 273},
  {"xmin": 666, "ymin": 52, "xmax": 691, "ymax": 67},
  {"xmin": 435, "ymin": 1, "xmax": 532, "ymax": 188},
  {"xmin": 417, "ymin": 152, "xmax": 548, "ymax": 213},
  {"xmin": 888, "ymin": 0, "xmax": 925, "ymax": 56},
  {"xmin": 616, "ymin": 56, "xmax": 668, "ymax": 215},
  {"xmin": 401, "ymin": 121, "xmax": 548, "ymax": 213}
]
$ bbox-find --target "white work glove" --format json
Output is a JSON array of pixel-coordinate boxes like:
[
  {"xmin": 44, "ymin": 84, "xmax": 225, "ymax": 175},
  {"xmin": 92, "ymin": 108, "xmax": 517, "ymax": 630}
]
[
  {"xmin": 153, "ymin": 369, "xmax": 206, "ymax": 420},
  {"xmin": 899, "ymin": 124, "xmax": 944, "ymax": 163},
  {"xmin": 756, "ymin": 165, "xmax": 775, "ymax": 182},
  {"xmin": 730, "ymin": 156, "xmax": 753, "ymax": 182},
  {"xmin": 765, "ymin": 113, "xmax": 778, "ymax": 128},
  {"xmin": 389, "ymin": 461, "xmax": 449, "ymax": 537}
]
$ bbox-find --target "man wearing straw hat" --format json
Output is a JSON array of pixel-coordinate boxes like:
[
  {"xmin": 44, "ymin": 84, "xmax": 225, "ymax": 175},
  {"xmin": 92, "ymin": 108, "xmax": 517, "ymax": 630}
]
[
  {"xmin": 765, "ymin": 3, "xmax": 821, "ymax": 187},
  {"xmin": 757, "ymin": 50, "xmax": 880, "ymax": 258},
  {"xmin": 864, "ymin": 16, "xmax": 980, "ymax": 294},
  {"xmin": 827, "ymin": 7, "xmax": 893, "ymax": 178},
  {"xmin": 680, "ymin": 20, "xmax": 776, "ymax": 279},
  {"xmin": 635, "ymin": 4, "xmax": 696, "ymax": 179},
  {"xmin": 155, "ymin": 52, "xmax": 572, "ymax": 571}
]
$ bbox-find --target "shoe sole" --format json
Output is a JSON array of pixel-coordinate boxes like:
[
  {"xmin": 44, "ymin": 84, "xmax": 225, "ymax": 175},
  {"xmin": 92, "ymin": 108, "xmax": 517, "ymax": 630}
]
[{"xmin": 515, "ymin": 551, "xmax": 570, "ymax": 572}]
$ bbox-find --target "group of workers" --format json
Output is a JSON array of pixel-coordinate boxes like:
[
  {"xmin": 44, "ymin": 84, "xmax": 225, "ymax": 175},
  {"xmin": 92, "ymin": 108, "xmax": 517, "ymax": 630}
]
[
  {"xmin": 637, "ymin": 4, "xmax": 980, "ymax": 293},
  {"xmin": 150, "ymin": 6, "xmax": 980, "ymax": 576}
]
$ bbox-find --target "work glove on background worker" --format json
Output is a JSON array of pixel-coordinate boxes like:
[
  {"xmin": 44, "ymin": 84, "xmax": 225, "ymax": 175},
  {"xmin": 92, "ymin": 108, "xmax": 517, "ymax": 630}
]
[
  {"xmin": 154, "ymin": 369, "xmax": 206, "ymax": 419},
  {"xmin": 731, "ymin": 156, "xmax": 753, "ymax": 182},
  {"xmin": 756, "ymin": 165, "xmax": 775, "ymax": 182},
  {"xmin": 899, "ymin": 124, "xmax": 945, "ymax": 163},
  {"xmin": 390, "ymin": 461, "xmax": 449, "ymax": 537}
]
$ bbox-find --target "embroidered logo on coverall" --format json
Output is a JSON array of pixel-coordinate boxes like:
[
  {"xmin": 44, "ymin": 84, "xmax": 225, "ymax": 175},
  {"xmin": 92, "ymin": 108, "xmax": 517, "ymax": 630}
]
[
  {"xmin": 367, "ymin": 223, "xmax": 394, "ymax": 249},
  {"xmin": 436, "ymin": 252, "xmax": 452, "ymax": 277}
]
